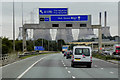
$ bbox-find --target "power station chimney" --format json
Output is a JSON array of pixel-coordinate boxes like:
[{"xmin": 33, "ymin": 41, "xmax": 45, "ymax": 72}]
[
  {"xmin": 104, "ymin": 11, "xmax": 107, "ymax": 27},
  {"xmin": 99, "ymin": 12, "xmax": 101, "ymax": 25}
]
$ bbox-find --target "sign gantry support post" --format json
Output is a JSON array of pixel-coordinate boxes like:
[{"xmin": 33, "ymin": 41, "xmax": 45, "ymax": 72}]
[
  {"xmin": 91, "ymin": 25, "xmax": 102, "ymax": 53},
  {"xmin": 23, "ymin": 27, "xmax": 27, "ymax": 52},
  {"xmin": 98, "ymin": 27, "xmax": 102, "ymax": 53}
]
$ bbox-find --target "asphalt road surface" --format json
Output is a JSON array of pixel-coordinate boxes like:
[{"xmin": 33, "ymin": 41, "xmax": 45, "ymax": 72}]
[{"xmin": 2, "ymin": 53, "xmax": 119, "ymax": 80}]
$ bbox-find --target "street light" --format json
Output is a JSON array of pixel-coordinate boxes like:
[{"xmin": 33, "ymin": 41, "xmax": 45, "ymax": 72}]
[{"xmin": 13, "ymin": 0, "xmax": 15, "ymax": 53}]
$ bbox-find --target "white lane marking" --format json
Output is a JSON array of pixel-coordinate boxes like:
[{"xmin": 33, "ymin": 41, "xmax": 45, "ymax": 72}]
[
  {"xmin": 64, "ymin": 65, "xmax": 66, "ymax": 67},
  {"xmin": 65, "ymin": 67, "xmax": 67, "ymax": 69},
  {"xmin": 1, "ymin": 53, "xmax": 53, "ymax": 68},
  {"xmin": 63, "ymin": 63, "xmax": 64, "ymax": 65},
  {"xmin": 110, "ymin": 72, "xmax": 114, "ymax": 74},
  {"xmin": 101, "ymin": 68, "xmax": 103, "ymax": 70},
  {"xmin": 17, "ymin": 56, "xmax": 47, "ymax": 79},
  {"xmin": 94, "ymin": 65, "xmax": 97, "ymax": 67},
  {"xmin": 72, "ymin": 76, "xmax": 75, "ymax": 78},
  {"xmin": 68, "ymin": 71, "xmax": 71, "ymax": 73}
]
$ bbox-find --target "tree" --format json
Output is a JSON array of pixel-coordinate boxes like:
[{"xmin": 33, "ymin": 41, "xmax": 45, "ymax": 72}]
[
  {"xmin": 68, "ymin": 44, "xmax": 77, "ymax": 50},
  {"xmin": 2, "ymin": 44, "xmax": 9, "ymax": 54},
  {"xmin": 27, "ymin": 40, "xmax": 34, "ymax": 51},
  {"xmin": 57, "ymin": 39, "xmax": 66, "ymax": 51},
  {"xmin": 2, "ymin": 37, "xmax": 12, "ymax": 53},
  {"xmin": 15, "ymin": 40, "xmax": 22, "ymax": 51},
  {"xmin": 35, "ymin": 39, "xmax": 42, "ymax": 46},
  {"xmin": 2, "ymin": 37, "xmax": 12, "ymax": 50}
]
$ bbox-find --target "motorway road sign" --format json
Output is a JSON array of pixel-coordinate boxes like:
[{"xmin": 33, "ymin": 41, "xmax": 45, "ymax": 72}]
[
  {"xmin": 51, "ymin": 15, "xmax": 88, "ymax": 21},
  {"xmin": 34, "ymin": 46, "xmax": 44, "ymax": 51},
  {"xmin": 39, "ymin": 8, "xmax": 68, "ymax": 15}
]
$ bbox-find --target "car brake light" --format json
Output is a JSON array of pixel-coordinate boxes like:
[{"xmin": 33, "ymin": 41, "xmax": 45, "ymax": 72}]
[
  {"xmin": 82, "ymin": 55, "xmax": 85, "ymax": 57},
  {"xmin": 91, "ymin": 56, "xmax": 92, "ymax": 62},
  {"xmin": 72, "ymin": 56, "xmax": 74, "ymax": 58},
  {"xmin": 116, "ymin": 50, "xmax": 118, "ymax": 53},
  {"xmin": 72, "ymin": 59, "xmax": 74, "ymax": 61}
]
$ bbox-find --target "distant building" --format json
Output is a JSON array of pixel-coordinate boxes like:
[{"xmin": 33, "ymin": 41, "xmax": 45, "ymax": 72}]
[
  {"xmin": 115, "ymin": 36, "xmax": 120, "ymax": 42},
  {"xmin": 94, "ymin": 39, "xmax": 110, "ymax": 42},
  {"xmin": 101, "ymin": 27, "xmax": 111, "ymax": 37}
]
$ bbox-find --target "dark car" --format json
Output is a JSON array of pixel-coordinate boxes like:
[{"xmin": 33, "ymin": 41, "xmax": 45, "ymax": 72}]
[
  {"xmin": 66, "ymin": 51, "xmax": 72, "ymax": 59},
  {"xmin": 62, "ymin": 51, "xmax": 65, "ymax": 54},
  {"xmin": 64, "ymin": 51, "xmax": 67, "ymax": 57}
]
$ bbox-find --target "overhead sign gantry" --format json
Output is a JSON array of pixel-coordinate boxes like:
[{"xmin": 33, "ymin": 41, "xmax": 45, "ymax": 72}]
[{"xmin": 22, "ymin": 8, "xmax": 101, "ymax": 53}]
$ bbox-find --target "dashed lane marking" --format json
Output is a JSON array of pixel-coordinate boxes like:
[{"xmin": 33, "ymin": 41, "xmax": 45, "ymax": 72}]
[
  {"xmin": 94, "ymin": 65, "xmax": 98, "ymax": 67},
  {"xmin": 16, "ymin": 55, "xmax": 50, "ymax": 79},
  {"xmin": 110, "ymin": 72, "xmax": 114, "ymax": 74},
  {"xmin": 68, "ymin": 71, "xmax": 71, "ymax": 73},
  {"xmin": 101, "ymin": 68, "xmax": 104, "ymax": 70},
  {"xmin": 72, "ymin": 76, "xmax": 75, "ymax": 78}
]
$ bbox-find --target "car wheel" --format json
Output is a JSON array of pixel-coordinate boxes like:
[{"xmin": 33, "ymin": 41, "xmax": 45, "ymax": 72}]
[
  {"xmin": 113, "ymin": 52, "xmax": 116, "ymax": 55},
  {"xmin": 71, "ymin": 63, "xmax": 74, "ymax": 67},
  {"xmin": 87, "ymin": 64, "xmax": 91, "ymax": 68},
  {"xmin": 66, "ymin": 57, "xmax": 68, "ymax": 59}
]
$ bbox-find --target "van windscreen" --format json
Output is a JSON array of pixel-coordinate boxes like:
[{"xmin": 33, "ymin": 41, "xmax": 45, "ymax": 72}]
[{"xmin": 75, "ymin": 48, "xmax": 90, "ymax": 56}]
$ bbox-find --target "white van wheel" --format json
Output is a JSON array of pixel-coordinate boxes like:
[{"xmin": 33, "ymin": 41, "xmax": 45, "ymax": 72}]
[
  {"xmin": 71, "ymin": 63, "xmax": 74, "ymax": 67},
  {"xmin": 87, "ymin": 64, "xmax": 91, "ymax": 68}
]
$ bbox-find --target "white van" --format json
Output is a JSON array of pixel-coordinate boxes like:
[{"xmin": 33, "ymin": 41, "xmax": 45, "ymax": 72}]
[{"xmin": 71, "ymin": 46, "xmax": 92, "ymax": 68}]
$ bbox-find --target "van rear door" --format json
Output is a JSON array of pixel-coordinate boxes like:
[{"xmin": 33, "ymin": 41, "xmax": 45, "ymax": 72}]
[{"xmin": 74, "ymin": 48, "xmax": 91, "ymax": 62}]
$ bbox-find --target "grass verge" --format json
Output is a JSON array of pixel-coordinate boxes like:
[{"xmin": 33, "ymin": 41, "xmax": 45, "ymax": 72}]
[
  {"xmin": 92, "ymin": 52, "xmax": 120, "ymax": 61},
  {"xmin": 20, "ymin": 52, "xmax": 60, "ymax": 59}
]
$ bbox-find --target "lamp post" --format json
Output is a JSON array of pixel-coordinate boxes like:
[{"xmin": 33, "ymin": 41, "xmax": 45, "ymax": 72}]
[{"xmin": 13, "ymin": 0, "xmax": 15, "ymax": 53}]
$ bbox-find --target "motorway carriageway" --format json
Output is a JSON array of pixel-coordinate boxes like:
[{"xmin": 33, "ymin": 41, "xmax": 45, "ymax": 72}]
[{"xmin": 1, "ymin": 53, "xmax": 119, "ymax": 80}]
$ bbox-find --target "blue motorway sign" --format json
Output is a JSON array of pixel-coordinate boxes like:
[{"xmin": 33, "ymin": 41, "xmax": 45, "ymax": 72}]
[
  {"xmin": 39, "ymin": 8, "xmax": 68, "ymax": 15},
  {"xmin": 44, "ymin": 18, "xmax": 49, "ymax": 21},
  {"xmin": 62, "ymin": 47, "xmax": 68, "ymax": 50},
  {"xmin": 34, "ymin": 46, "xmax": 44, "ymax": 51},
  {"xmin": 51, "ymin": 15, "xmax": 88, "ymax": 21}
]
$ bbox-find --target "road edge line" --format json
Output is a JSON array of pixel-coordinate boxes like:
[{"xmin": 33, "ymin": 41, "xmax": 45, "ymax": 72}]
[
  {"xmin": 17, "ymin": 56, "xmax": 46, "ymax": 79},
  {"xmin": 1, "ymin": 54, "xmax": 49, "ymax": 68}
]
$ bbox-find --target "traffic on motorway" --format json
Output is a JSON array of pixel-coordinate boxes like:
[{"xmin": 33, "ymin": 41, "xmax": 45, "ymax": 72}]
[
  {"xmin": 2, "ymin": 46, "xmax": 118, "ymax": 79},
  {"xmin": 63, "ymin": 46, "xmax": 92, "ymax": 68}
]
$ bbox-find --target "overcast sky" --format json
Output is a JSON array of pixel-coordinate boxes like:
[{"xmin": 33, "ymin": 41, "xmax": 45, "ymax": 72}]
[{"xmin": 0, "ymin": 1, "xmax": 119, "ymax": 39}]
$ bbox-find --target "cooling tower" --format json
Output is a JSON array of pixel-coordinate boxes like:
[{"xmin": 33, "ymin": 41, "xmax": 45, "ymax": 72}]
[
  {"xmin": 18, "ymin": 27, "xmax": 23, "ymax": 40},
  {"xmin": 101, "ymin": 27, "xmax": 111, "ymax": 37},
  {"xmin": 78, "ymin": 28, "xmax": 96, "ymax": 39},
  {"xmin": 56, "ymin": 29, "xmax": 67, "ymax": 42},
  {"xmin": 72, "ymin": 29, "xmax": 79, "ymax": 40},
  {"xmin": 33, "ymin": 29, "xmax": 52, "ymax": 40},
  {"xmin": 78, "ymin": 29, "xmax": 86, "ymax": 39},
  {"xmin": 66, "ymin": 29, "xmax": 73, "ymax": 42},
  {"xmin": 101, "ymin": 11, "xmax": 111, "ymax": 37}
]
